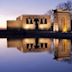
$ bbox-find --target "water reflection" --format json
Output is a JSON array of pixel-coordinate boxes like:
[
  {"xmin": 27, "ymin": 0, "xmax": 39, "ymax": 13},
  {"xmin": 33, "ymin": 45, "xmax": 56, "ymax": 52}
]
[
  {"xmin": 0, "ymin": 38, "xmax": 72, "ymax": 72},
  {"xmin": 7, "ymin": 38, "xmax": 53, "ymax": 52},
  {"xmin": 54, "ymin": 39, "xmax": 72, "ymax": 62},
  {"xmin": 7, "ymin": 38, "xmax": 72, "ymax": 63}
]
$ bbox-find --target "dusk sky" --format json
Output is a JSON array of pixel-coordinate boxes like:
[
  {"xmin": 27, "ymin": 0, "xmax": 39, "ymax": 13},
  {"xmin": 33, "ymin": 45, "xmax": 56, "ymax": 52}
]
[{"xmin": 0, "ymin": 0, "xmax": 71, "ymax": 28}]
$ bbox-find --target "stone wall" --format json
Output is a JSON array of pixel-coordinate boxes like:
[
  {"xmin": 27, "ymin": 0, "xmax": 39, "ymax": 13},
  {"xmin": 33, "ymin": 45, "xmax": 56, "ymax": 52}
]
[
  {"xmin": 7, "ymin": 15, "xmax": 51, "ymax": 30},
  {"xmin": 53, "ymin": 10, "xmax": 71, "ymax": 32}
]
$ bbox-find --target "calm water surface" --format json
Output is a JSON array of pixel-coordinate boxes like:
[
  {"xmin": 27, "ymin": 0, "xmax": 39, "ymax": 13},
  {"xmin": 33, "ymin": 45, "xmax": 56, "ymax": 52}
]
[{"xmin": 0, "ymin": 38, "xmax": 72, "ymax": 72}]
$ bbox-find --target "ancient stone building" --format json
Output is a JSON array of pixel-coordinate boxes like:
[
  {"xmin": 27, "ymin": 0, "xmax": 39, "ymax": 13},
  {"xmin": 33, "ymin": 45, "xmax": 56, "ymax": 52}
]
[
  {"xmin": 7, "ymin": 10, "xmax": 71, "ymax": 32},
  {"xmin": 7, "ymin": 15, "xmax": 51, "ymax": 30},
  {"xmin": 53, "ymin": 9, "xmax": 71, "ymax": 32},
  {"xmin": 7, "ymin": 20, "xmax": 21, "ymax": 29}
]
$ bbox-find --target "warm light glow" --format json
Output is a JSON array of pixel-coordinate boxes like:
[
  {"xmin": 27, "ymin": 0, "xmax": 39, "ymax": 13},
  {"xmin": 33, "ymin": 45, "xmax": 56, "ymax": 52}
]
[
  {"xmin": 61, "ymin": 17, "xmax": 67, "ymax": 32},
  {"xmin": 63, "ymin": 27, "xmax": 67, "ymax": 32},
  {"xmin": 24, "ymin": 25, "xmax": 30, "ymax": 29},
  {"xmin": 61, "ymin": 39, "xmax": 71, "ymax": 49},
  {"xmin": 23, "ymin": 24, "xmax": 35, "ymax": 30},
  {"xmin": 53, "ymin": 39, "xmax": 59, "ymax": 48},
  {"xmin": 39, "ymin": 24, "xmax": 50, "ymax": 30},
  {"xmin": 23, "ymin": 38, "xmax": 35, "ymax": 43},
  {"xmin": 53, "ymin": 24, "xmax": 59, "ymax": 31}
]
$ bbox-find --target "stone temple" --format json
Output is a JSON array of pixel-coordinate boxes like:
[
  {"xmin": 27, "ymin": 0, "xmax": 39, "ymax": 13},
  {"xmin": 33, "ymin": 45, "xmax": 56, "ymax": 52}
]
[
  {"xmin": 7, "ymin": 15, "xmax": 51, "ymax": 30},
  {"xmin": 53, "ymin": 9, "xmax": 71, "ymax": 32},
  {"xmin": 7, "ymin": 9, "xmax": 71, "ymax": 32}
]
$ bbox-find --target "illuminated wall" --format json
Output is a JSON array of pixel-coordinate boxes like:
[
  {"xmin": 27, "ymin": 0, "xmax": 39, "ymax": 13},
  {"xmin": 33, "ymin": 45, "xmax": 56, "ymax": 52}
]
[
  {"xmin": 7, "ymin": 20, "xmax": 22, "ymax": 29},
  {"xmin": 7, "ymin": 15, "xmax": 51, "ymax": 30},
  {"xmin": 7, "ymin": 10, "xmax": 71, "ymax": 32},
  {"xmin": 54, "ymin": 10, "xmax": 71, "ymax": 32},
  {"xmin": 20, "ymin": 15, "xmax": 36, "ymax": 30},
  {"xmin": 38, "ymin": 16, "xmax": 51, "ymax": 30}
]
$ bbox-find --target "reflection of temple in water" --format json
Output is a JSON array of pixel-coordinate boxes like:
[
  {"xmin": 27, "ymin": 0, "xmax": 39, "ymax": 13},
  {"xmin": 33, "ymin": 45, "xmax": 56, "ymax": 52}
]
[
  {"xmin": 7, "ymin": 38, "xmax": 53, "ymax": 53},
  {"xmin": 7, "ymin": 38, "xmax": 72, "ymax": 63},
  {"xmin": 54, "ymin": 39, "xmax": 72, "ymax": 63}
]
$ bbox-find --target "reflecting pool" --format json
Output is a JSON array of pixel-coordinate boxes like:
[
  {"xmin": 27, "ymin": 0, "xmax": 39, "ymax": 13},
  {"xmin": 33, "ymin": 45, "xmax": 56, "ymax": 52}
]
[{"xmin": 0, "ymin": 38, "xmax": 72, "ymax": 72}]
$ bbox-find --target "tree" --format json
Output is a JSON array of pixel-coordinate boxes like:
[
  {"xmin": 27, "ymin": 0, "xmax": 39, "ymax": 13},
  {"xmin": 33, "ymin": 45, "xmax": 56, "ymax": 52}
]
[
  {"xmin": 45, "ymin": 10, "xmax": 53, "ymax": 15},
  {"xmin": 56, "ymin": 1, "xmax": 72, "ymax": 11},
  {"xmin": 45, "ymin": 10, "xmax": 54, "ymax": 22}
]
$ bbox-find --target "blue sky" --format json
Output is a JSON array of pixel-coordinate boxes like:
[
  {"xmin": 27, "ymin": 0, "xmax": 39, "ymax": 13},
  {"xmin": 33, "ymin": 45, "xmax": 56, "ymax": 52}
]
[{"xmin": 0, "ymin": 0, "xmax": 71, "ymax": 28}]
